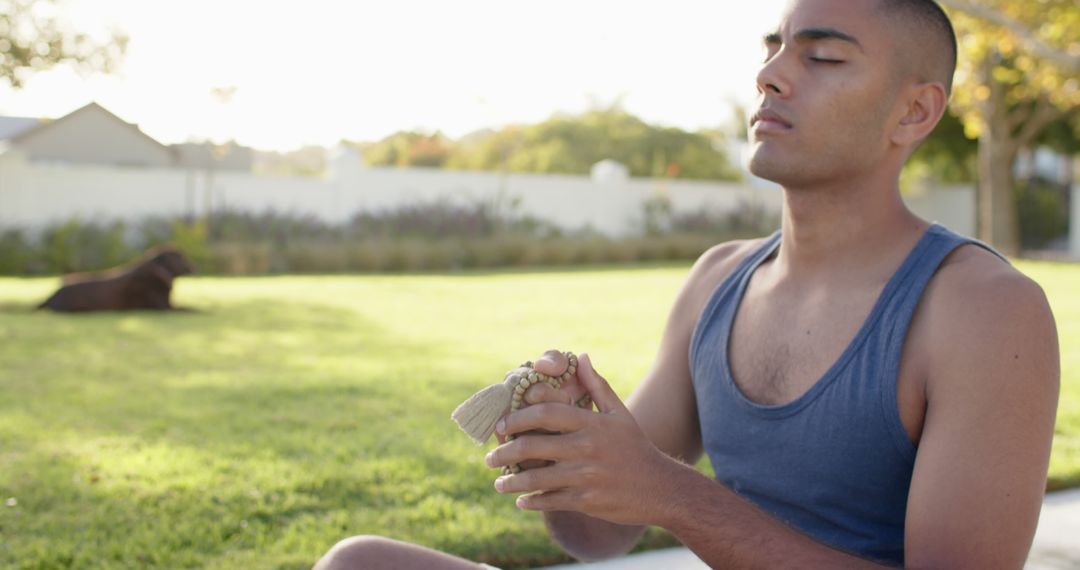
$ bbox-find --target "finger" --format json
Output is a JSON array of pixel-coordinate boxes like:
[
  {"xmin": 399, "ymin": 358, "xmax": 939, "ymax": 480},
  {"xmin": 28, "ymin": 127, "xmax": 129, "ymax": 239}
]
[
  {"xmin": 516, "ymin": 489, "xmax": 582, "ymax": 512},
  {"xmin": 576, "ymin": 353, "xmax": 628, "ymax": 415},
  {"xmin": 493, "ymin": 462, "xmax": 577, "ymax": 494},
  {"xmin": 524, "ymin": 382, "xmax": 573, "ymax": 406},
  {"xmin": 486, "ymin": 433, "xmax": 571, "ymax": 468},
  {"xmin": 516, "ymin": 458, "xmax": 552, "ymax": 471},
  {"xmin": 497, "ymin": 402, "xmax": 591, "ymax": 437},
  {"xmin": 553, "ymin": 369, "xmax": 588, "ymax": 404},
  {"xmin": 534, "ymin": 349, "xmax": 569, "ymax": 377}
]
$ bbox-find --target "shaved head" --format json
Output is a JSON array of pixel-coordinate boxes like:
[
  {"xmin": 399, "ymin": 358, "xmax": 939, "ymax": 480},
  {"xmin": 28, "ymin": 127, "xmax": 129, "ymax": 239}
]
[{"xmin": 876, "ymin": 0, "xmax": 958, "ymax": 96}]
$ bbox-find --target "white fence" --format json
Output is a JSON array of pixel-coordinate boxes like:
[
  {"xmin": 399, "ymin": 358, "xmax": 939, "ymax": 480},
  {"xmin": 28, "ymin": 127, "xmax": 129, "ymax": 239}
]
[{"xmin": 0, "ymin": 150, "xmax": 976, "ymax": 239}]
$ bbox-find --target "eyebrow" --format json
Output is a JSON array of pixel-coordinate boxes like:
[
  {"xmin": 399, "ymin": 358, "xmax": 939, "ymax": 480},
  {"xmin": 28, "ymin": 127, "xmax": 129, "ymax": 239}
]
[{"xmin": 764, "ymin": 27, "xmax": 864, "ymax": 51}]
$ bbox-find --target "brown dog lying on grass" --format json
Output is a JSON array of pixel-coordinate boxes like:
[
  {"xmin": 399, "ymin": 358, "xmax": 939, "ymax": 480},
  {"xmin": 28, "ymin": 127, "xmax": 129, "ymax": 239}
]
[{"xmin": 38, "ymin": 247, "xmax": 195, "ymax": 312}]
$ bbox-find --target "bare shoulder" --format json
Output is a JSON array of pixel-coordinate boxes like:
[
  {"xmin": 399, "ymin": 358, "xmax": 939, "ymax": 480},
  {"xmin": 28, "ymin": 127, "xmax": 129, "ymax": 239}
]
[
  {"xmin": 628, "ymin": 236, "xmax": 771, "ymax": 462},
  {"xmin": 681, "ymin": 238, "xmax": 769, "ymax": 307},
  {"xmin": 925, "ymin": 244, "xmax": 1055, "ymax": 340},
  {"xmin": 695, "ymin": 237, "xmax": 767, "ymax": 271},
  {"xmin": 645, "ymin": 234, "xmax": 771, "ymax": 374},
  {"xmin": 920, "ymin": 243, "xmax": 1059, "ymax": 393}
]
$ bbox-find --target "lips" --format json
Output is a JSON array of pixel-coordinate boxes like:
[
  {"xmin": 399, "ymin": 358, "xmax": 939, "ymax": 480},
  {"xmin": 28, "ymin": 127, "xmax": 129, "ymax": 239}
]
[{"xmin": 750, "ymin": 108, "xmax": 793, "ymax": 132}]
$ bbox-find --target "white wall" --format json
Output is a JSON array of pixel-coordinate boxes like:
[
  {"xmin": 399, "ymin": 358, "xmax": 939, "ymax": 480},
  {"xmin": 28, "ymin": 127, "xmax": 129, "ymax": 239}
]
[
  {"xmin": 0, "ymin": 152, "xmax": 975, "ymax": 240},
  {"xmin": 904, "ymin": 185, "xmax": 976, "ymax": 238}
]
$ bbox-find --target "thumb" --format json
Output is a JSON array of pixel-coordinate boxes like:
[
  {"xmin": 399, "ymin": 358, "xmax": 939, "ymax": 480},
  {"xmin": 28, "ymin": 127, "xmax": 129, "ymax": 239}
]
[{"xmin": 576, "ymin": 353, "xmax": 626, "ymax": 414}]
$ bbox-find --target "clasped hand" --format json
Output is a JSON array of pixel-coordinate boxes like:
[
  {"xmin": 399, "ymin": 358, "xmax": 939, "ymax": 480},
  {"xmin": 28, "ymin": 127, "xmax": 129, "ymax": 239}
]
[{"xmin": 484, "ymin": 351, "xmax": 677, "ymax": 526}]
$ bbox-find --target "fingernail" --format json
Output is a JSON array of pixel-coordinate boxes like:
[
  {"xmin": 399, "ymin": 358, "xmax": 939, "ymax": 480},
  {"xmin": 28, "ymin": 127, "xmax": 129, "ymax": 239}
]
[
  {"xmin": 515, "ymin": 496, "xmax": 528, "ymax": 509},
  {"xmin": 495, "ymin": 419, "xmax": 505, "ymax": 434},
  {"xmin": 494, "ymin": 477, "xmax": 506, "ymax": 492},
  {"xmin": 485, "ymin": 451, "xmax": 494, "ymax": 467}
]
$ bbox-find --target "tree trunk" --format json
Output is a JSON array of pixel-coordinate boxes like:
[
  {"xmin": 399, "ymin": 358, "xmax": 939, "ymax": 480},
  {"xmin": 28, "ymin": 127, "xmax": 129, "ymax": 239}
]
[
  {"xmin": 976, "ymin": 53, "xmax": 1020, "ymax": 256},
  {"xmin": 977, "ymin": 132, "xmax": 1020, "ymax": 255}
]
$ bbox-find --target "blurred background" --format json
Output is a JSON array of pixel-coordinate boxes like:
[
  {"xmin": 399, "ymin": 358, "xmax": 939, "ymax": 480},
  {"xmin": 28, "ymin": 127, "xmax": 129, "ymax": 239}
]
[
  {"xmin": 0, "ymin": 0, "xmax": 1073, "ymax": 273},
  {"xmin": 0, "ymin": 1, "xmax": 1077, "ymax": 568}
]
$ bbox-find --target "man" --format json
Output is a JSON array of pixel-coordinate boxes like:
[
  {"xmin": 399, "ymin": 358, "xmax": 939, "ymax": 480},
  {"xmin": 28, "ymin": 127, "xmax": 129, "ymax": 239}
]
[{"xmin": 315, "ymin": 0, "xmax": 1060, "ymax": 567}]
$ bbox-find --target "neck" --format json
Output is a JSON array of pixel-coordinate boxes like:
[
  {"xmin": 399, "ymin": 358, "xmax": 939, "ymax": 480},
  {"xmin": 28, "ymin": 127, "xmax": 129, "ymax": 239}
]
[{"xmin": 774, "ymin": 171, "xmax": 926, "ymax": 277}]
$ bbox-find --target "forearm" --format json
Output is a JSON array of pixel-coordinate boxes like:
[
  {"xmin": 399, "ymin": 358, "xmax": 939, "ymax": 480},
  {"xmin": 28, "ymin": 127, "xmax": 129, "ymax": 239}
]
[
  {"xmin": 543, "ymin": 510, "xmax": 646, "ymax": 562},
  {"xmin": 658, "ymin": 462, "xmax": 893, "ymax": 569}
]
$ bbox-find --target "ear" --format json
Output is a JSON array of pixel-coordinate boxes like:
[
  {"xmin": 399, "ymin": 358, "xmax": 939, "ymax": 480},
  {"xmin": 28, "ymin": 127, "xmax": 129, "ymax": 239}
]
[{"xmin": 890, "ymin": 81, "xmax": 948, "ymax": 147}]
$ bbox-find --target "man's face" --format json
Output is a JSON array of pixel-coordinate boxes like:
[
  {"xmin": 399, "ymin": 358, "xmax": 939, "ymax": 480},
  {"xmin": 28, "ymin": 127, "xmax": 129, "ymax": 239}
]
[{"xmin": 747, "ymin": 0, "xmax": 899, "ymax": 188}]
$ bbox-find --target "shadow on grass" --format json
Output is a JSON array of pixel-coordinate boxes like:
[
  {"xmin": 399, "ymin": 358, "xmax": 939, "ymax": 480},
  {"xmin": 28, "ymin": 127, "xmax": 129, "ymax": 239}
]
[
  {"xmin": 0, "ymin": 297, "xmax": 516, "ymax": 568},
  {"xmin": 0, "ymin": 301, "xmax": 39, "ymax": 314},
  {"xmin": 0, "ymin": 448, "xmax": 351, "ymax": 569}
]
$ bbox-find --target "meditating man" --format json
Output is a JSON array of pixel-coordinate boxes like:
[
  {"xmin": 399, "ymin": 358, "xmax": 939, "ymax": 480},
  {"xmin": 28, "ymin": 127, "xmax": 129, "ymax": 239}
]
[{"xmin": 315, "ymin": 0, "xmax": 1060, "ymax": 567}]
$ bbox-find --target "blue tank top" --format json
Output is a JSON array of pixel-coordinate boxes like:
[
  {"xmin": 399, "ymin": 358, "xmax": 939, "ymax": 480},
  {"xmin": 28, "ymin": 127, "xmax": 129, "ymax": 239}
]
[{"xmin": 688, "ymin": 223, "xmax": 1002, "ymax": 565}]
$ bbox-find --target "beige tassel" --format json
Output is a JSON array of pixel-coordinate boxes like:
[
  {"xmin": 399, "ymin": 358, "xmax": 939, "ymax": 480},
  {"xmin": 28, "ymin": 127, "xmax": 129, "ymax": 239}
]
[
  {"xmin": 454, "ymin": 352, "xmax": 586, "ymax": 476},
  {"xmin": 452, "ymin": 366, "xmax": 531, "ymax": 444}
]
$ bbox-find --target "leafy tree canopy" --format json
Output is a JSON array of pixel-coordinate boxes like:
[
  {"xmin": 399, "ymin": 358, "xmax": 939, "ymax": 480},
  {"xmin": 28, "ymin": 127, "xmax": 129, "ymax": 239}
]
[
  {"xmin": 0, "ymin": 0, "xmax": 127, "ymax": 88},
  {"xmin": 358, "ymin": 105, "xmax": 740, "ymax": 181}
]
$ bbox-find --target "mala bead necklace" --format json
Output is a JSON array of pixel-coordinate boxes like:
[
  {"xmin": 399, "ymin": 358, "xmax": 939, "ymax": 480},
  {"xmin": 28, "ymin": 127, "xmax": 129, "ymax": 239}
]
[{"xmin": 452, "ymin": 351, "xmax": 592, "ymax": 474}]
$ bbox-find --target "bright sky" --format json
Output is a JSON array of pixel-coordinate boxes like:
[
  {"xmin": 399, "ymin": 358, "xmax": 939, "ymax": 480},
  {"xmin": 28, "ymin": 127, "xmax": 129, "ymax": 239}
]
[{"xmin": 0, "ymin": 0, "xmax": 789, "ymax": 151}]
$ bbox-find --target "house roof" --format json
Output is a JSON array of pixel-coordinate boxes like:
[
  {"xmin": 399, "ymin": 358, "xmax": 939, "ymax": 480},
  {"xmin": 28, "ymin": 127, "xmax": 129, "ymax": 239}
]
[
  {"xmin": 0, "ymin": 102, "xmax": 253, "ymax": 169},
  {"xmin": 10, "ymin": 102, "xmax": 173, "ymax": 154},
  {"xmin": 0, "ymin": 116, "xmax": 43, "ymax": 141}
]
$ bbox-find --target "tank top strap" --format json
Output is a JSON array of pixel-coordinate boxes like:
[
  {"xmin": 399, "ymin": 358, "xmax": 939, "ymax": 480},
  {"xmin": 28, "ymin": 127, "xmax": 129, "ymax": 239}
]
[
  {"xmin": 877, "ymin": 223, "xmax": 1007, "ymax": 347},
  {"xmin": 688, "ymin": 231, "xmax": 781, "ymax": 367},
  {"xmin": 875, "ymin": 223, "xmax": 1008, "ymax": 457}
]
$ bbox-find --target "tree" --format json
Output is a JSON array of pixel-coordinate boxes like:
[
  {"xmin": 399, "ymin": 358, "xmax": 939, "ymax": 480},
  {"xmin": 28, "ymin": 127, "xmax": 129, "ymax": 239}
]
[
  {"xmin": 938, "ymin": 0, "xmax": 1079, "ymax": 255},
  {"xmin": 0, "ymin": 0, "xmax": 127, "ymax": 88},
  {"xmin": 906, "ymin": 110, "xmax": 979, "ymax": 185},
  {"xmin": 361, "ymin": 131, "xmax": 453, "ymax": 168},
  {"xmin": 446, "ymin": 106, "xmax": 741, "ymax": 181}
]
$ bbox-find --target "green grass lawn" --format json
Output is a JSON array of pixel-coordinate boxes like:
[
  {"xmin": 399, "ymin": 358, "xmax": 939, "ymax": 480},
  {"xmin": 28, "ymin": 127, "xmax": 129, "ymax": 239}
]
[{"xmin": 0, "ymin": 260, "xmax": 1076, "ymax": 569}]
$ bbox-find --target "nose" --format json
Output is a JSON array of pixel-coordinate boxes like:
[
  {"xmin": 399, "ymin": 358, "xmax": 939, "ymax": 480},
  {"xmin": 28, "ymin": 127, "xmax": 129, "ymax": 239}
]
[{"xmin": 755, "ymin": 51, "xmax": 791, "ymax": 98}]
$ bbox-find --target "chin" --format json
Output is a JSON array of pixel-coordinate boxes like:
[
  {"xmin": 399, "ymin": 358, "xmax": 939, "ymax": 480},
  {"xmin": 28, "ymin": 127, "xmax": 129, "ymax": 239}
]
[{"xmin": 747, "ymin": 151, "xmax": 792, "ymax": 185}]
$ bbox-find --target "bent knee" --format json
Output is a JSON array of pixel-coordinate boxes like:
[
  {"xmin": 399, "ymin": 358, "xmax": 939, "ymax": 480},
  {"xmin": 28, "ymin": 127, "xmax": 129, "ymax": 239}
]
[{"xmin": 315, "ymin": 535, "xmax": 401, "ymax": 570}]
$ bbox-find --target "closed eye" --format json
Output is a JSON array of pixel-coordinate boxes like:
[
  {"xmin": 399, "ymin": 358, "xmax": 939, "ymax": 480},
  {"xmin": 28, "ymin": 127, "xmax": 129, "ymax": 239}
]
[{"xmin": 810, "ymin": 57, "xmax": 844, "ymax": 64}]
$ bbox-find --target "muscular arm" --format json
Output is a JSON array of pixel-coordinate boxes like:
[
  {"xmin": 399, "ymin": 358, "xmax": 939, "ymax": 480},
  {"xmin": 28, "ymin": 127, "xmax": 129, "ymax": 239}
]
[{"xmin": 903, "ymin": 254, "xmax": 1059, "ymax": 568}]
